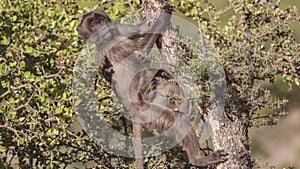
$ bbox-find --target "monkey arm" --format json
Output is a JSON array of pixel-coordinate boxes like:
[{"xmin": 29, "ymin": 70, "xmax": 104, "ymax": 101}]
[
  {"xmin": 115, "ymin": 24, "xmax": 144, "ymax": 39},
  {"xmin": 139, "ymin": 5, "xmax": 172, "ymax": 51}
]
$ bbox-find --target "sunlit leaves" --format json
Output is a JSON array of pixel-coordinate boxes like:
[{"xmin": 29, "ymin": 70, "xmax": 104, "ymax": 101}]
[
  {"xmin": 168, "ymin": 0, "xmax": 299, "ymax": 127},
  {"xmin": 0, "ymin": 0, "xmax": 89, "ymax": 168}
]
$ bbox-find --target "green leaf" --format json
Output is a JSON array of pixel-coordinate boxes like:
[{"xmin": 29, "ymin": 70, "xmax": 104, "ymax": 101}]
[
  {"xmin": 18, "ymin": 138, "xmax": 25, "ymax": 145},
  {"xmin": 0, "ymin": 145, "xmax": 6, "ymax": 152},
  {"xmin": 9, "ymin": 61, "xmax": 17, "ymax": 67},
  {"xmin": 295, "ymin": 78, "xmax": 299, "ymax": 86},
  {"xmin": 0, "ymin": 36, "xmax": 9, "ymax": 45},
  {"xmin": 19, "ymin": 61, "xmax": 26, "ymax": 68},
  {"xmin": 19, "ymin": 117, "xmax": 25, "ymax": 122},
  {"xmin": 55, "ymin": 108, "xmax": 62, "ymax": 114},
  {"xmin": 24, "ymin": 71, "xmax": 31, "ymax": 78}
]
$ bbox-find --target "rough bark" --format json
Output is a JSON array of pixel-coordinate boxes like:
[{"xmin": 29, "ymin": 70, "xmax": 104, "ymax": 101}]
[{"xmin": 210, "ymin": 104, "xmax": 252, "ymax": 169}]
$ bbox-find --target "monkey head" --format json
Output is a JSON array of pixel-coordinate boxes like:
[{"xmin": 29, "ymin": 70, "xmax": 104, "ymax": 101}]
[{"xmin": 77, "ymin": 11, "xmax": 112, "ymax": 41}]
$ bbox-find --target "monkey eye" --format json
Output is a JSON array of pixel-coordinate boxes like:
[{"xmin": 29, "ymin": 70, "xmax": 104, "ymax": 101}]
[{"xmin": 90, "ymin": 21, "xmax": 100, "ymax": 30}]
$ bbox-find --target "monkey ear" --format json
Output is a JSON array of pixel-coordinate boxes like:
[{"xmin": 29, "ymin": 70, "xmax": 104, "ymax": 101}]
[
  {"xmin": 89, "ymin": 11, "xmax": 111, "ymax": 31},
  {"xmin": 90, "ymin": 21, "xmax": 101, "ymax": 31},
  {"xmin": 101, "ymin": 11, "xmax": 111, "ymax": 22},
  {"xmin": 93, "ymin": 11, "xmax": 111, "ymax": 22}
]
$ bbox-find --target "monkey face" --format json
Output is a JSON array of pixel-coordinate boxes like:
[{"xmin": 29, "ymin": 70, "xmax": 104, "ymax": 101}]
[{"xmin": 77, "ymin": 11, "xmax": 112, "ymax": 40}]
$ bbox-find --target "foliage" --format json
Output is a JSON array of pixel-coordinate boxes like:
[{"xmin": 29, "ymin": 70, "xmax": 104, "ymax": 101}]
[
  {"xmin": 0, "ymin": 0, "xmax": 109, "ymax": 168},
  {"xmin": 170, "ymin": 0, "xmax": 300, "ymax": 127},
  {"xmin": 0, "ymin": 0, "xmax": 299, "ymax": 168}
]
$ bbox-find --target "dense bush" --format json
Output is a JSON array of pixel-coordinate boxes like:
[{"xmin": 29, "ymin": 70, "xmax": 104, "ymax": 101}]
[{"xmin": 0, "ymin": 0, "xmax": 103, "ymax": 168}]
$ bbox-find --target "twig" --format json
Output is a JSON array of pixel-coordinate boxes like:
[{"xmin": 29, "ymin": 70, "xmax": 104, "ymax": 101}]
[
  {"xmin": 43, "ymin": 68, "xmax": 62, "ymax": 79},
  {"xmin": 151, "ymin": 156, "xmax": 163, "ymax": 169},
  {"xmin": 54, "ymin": 123, "xmax": 81, "ymax": 139},
  {"xmin": 97, "ymin": 95, "xmax": 112, "ymax": 102},
  {"xmin": 205, "ymin": 0, "xmax": 213, "ymax": 23},
  {"xmin": 27, "ymin": 104, "xmax": 38, "ymax": 113},
  {"xmin": 15, "ymin": 94, "xmax": 34, "ymax": 112},
  {"xmin": 0, "ymin": 124, "xmax": 21, "ymax": 138},
  {"xmin": 10, "ymin": 84, "xmax": 28, "ymax": 90},
  {"xmin": 44, "ymin": 117, "xmax": 55, "ymax": 123},
  {"xmin": 275, "ymin": 0, "xmax": 282, "ymax": 8},
  {"xmin": 257, "ymin": 26, "xmax": 277, "ymax": 38},
  {"xmin": 1, "ymin": 83, "xmax": 31, "ymax": 107},
  {"xmin": 0, "ymin": 90, "xmax": 10, "ymax": 98},
  {"xmin": 216, "ymin": 3, "xmax": 240, "ymax": 16},
  {"xmin": 38, "ymin": 30, "xmax": 58, "ymax": 43},
  {"xmin": 128, "ymin": 0, "xmax": 135, "ymax": 13},
  {"xmin": 193, "ymin": 7, "xmax": 202, "ymax": 34}
]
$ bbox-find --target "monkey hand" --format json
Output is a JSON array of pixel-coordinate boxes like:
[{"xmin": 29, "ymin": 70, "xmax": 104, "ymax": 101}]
[
  {"xmin": 149, "ymin": 5, "xmax": 172, "ymax": 34},
  {"xmin": 161, "ymin": 4, "xmax": 173, "ymax": 15}
]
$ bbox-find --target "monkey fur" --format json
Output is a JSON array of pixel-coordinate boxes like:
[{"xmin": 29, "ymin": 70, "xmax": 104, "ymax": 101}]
[{"xmin": 77, "ymin": 7, "xmax": 228, "ymax": 167}]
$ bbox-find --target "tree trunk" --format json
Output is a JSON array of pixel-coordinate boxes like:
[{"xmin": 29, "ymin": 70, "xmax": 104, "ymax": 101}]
[{"xmin": 209, "ymin": 104, "xmax": 252, "ymax": 169}]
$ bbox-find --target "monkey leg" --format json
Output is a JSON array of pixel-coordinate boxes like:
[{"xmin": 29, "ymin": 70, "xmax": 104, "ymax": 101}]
[
  {"xmin": 144, "ymin": 99, "xmax": 228, "ymax": 167},
  {"xmin": 145, "ymin": 72, "xmax": 228, "ymax": 167},
  {"xmin": 132, "ymin": 121, "xmax": 144, "ymax": 169},
  {"xmin": 128, "ymin": 69, "xmax": 228, "ymax": 167}
]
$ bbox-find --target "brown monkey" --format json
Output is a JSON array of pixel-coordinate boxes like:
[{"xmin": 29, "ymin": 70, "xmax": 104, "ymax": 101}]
[{"xmin": 77, "ymin": 7, "xmax": 228, "ymax": 168}]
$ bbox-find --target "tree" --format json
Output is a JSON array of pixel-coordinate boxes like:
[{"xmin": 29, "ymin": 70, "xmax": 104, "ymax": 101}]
[
  {"xmin": 0, "ymin": 0, "xmax": 299, "ymax": 168},
  {"xmin": 164, "ymin": 0, "xmax": 299, "ymax": 168}
]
